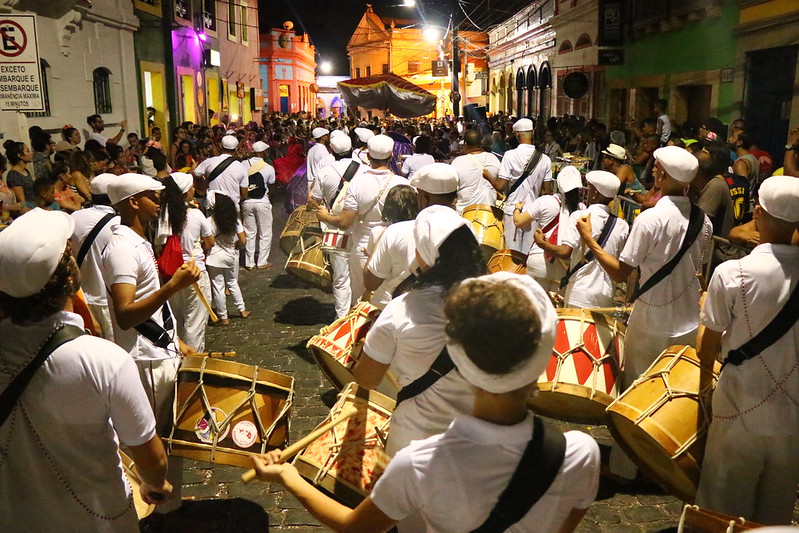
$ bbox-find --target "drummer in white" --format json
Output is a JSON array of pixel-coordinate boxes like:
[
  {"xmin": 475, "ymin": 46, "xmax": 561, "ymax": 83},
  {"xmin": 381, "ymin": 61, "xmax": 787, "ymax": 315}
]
[
  {"xmin": 241, "ymin": 141, "xmax": 276, "ymax": 270},
  {"xmin": 352, "ymin": 127, "xmax": 374, "ymax": 165},
  {"xmin": 498, "ymin": 118, "xmax": 553, "ymax": 255},
  {"xmin": 306, "ymin": 127, "xmax": 334, "ymax": 200},
  {"xmin": 452, "ymin": 129, "xmax": 499, "ymax": 213},
  {"xmin": 695, "ymin": 176, "xmax": 799, "ymax": 525}
]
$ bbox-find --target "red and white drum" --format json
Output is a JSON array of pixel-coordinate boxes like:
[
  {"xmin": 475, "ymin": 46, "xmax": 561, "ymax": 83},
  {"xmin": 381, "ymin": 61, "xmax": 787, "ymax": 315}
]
[
  {"xmin": 528, "ymin": 308, "xmax": 625, "ymax": 424},
  {"xmin": 293, "ymin": 383, "xmax": 393, "ymax": 508},
  {"xmin": 321, "ymin": 228, "xmax": 351, "ymax": 255}
]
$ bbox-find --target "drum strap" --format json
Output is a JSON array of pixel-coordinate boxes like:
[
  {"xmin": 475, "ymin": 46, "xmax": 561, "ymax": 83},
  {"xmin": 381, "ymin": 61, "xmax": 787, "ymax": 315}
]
[
  {"xmin": 560, "ymin": 215, "xmax": 617, "ymax": 289},
  {"xmin": 634, "ymin": 204, "xmax": 704, "ymax": 299},
  {"xmin": 206, "ymin": 155, "xmax": 237, "ymax": 184},
  {"xmin": 507, "ymin": 148, "xmax": 544, "ymax": 198},
  {"xmin": 470, "ymin": 416, "xmax": 567, "ymax": 533},
  {"xmin": 391, "ymin": 271, "xmax": 418, "ymax": 299},
  {"xmin": 395, "ymin": 345, "xmax": 454, "ymax": 407},
  {"xmin": 0, "ymin": 325, "xmax": 85, "ymax": 428},
  {"xmin": 76, "ymin": 213, "xmax": 115, "ymax": 268},
  {"xmin": 725, "ymin": 280, "xmax": 799, "ymax": 366},
  {"xmin": 133, "ymin": 303, "xmax": 175, "ymax": 350}
]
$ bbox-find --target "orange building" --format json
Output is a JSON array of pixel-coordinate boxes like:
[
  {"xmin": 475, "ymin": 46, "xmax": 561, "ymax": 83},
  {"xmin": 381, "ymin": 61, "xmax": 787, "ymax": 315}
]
[
  {"xmin": 347, "ymin": 4, "xmax": 488, "ymax": 118},
  {"xmin": 259, "ymin": 22, "xmax": 317, "ymax": 114}
]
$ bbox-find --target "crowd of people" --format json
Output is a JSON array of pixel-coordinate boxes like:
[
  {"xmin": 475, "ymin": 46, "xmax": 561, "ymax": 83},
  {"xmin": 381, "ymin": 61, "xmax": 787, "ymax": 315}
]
[{"xmin": 0, "ymin": 104, "xmax": 798, "ymax": 532}]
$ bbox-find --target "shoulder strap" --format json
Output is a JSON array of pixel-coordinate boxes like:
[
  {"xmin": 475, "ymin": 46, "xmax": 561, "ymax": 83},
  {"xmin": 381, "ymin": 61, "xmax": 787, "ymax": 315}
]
[
  {"xmin": 335, "ymin": 161, "xmax": 362, "ymax": 197},
  {"xmin": 470, "ymin": 416, "xmax": 567, "ymax": 533},
  {"xmin": 635, "ymin": 204, "xmax": 704, "ymax": 299},
  {"xmin": 395, "ymin": 345, "xmax": 455, "ymax": 407},
  {"xmin": 540, "ymin": 196, "xmax": 562, "ymax": 235},
  {"xmin": 0, "ymin": 325, "xmax": 86, "ymax": 428},
  {"xmin": 207, "ymin": 156, "xmax": 237, "ymax": 184},
  {"xmin": 76, "ymin": 213, "xmax": 115, "ymax": 268},
  {"xmin": 133, "ymin": 303, "xmax": 175, "ymax": 350},
  {"xmin": 725, "ymin": 280, "xmax": 799, "ymax": 366},
  {"xmin": 561, "ymin": 215, "xmax": 618, "ymax": 289},
  {"xmin": 507, "ymin": 148, "xmax": 544, "ymax": 197}
]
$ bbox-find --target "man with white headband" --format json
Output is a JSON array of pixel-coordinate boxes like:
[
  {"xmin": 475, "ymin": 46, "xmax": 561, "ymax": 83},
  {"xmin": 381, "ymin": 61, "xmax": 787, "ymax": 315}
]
[
  {"xmin": 306, "ymin": 127, "xmax": 334, "ymax": 198},
  {"xmin": 194, "ymin": 134, "xmax": 249, "ymax": 205},
  {"xmin": 695, "ymin": 176, "xmax": 799, "ymax": 525},
  {"xmin": 241, "ymin": 140, "xmax": 276, "ymax": 270},
  {"xmin": 249, "ymin": 272, "xmax": 599, "ymax": 533},
  {"xmin": 0, "ymin": 209, "xmax": 172, "ymax": 530},
  {"xmin": 352, "ymin": 126, "xmax": 374, "ymax": 164},
  {"xmin": 577, "ymin": 146, "xmax": 713, "ymax": 386}
]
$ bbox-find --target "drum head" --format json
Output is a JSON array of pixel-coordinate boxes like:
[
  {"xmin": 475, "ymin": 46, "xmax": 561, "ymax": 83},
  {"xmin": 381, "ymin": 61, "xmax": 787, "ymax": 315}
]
[{"xmin": 119, "ymin": 451, "xmax": 155, "ymax": 519}]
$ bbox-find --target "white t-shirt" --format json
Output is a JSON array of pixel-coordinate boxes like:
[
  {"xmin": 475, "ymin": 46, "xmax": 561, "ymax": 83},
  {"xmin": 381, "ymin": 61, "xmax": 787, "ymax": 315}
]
[
  {"xmin": 498, "ymin": 144, "xmax": 553, "ymax": 216},
  {"xmin": 522, "ymin": 194, "xmax": 562, "ymax": 256},
  {"xmin": 194, "ymin": 154, "xmax": 249, "ymax": 204},
  {"xmin": 70, "ymin": 205, "xmax": 120, "ymax": 306},
  {"xmin": 88, "ymin": 130, "xmax": 109, "ymax": 147},
  {"xmin": 560, "ymin": 204, "xmax": 630, "ymax": 308},
  {"xmin": 365, "ymin": 220, "xmax": 416, "ymax": 308},
  {"xmin": 342, "ymin": 168, "xmax": 408, "ymax": 249},
  {"xmin": 352, "ymin": 147, "xmax": 370, "ymax": 165},
  {"xmin": 312, "ymin": 158, "xmax": 362, "ymax": 211},
  {"xmin": 658, "ymin": 114, "xmax": 672, "ymax": 144},
  {"xmin": 401, "ymin": 153, "xmax": 435, "ymax": 179},
  {"xmin": 206, "ymin": 218, "xmax": 244, "ymax": 269},
  {"xmin": 101, "ymin": 225, "xmax": 181, "ymax": 361},
  {"xmin": 371, "ymin": 413, "xmax": 600, "ymax": 532},
  {"xmin": 701, "ymin": 243, "xmax": 799, "ymax": 435},
  {"xmin": 363, "ymin": 285, "xmax": 474, "ymax": 456},
  {"xmin": 452, "ymin": 152, "xmax": 500, "ymax": 212},
  {"xmin": 306, "ymin": 142, "xmax": 334, "ymax": 183},
  {"xmin": 0, "ymin": 311, "xmax": 155, "ymax": 533}
]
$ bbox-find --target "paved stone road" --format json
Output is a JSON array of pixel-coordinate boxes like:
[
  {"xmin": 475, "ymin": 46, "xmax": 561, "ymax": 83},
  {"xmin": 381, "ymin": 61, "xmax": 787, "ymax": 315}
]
[{"xmin": 141, "ymin": 194, "xmax": 798, "ymax": 532}]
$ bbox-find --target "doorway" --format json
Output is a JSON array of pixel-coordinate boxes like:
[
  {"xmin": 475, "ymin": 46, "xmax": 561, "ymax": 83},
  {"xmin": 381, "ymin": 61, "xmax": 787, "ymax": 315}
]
[
  {"xmin": 676, "ymin": 84, "xmax": 712, "ymax": 128},
  {"xmin": 181, "ymin": 74, "xmax": 196, "ymax": 123}
]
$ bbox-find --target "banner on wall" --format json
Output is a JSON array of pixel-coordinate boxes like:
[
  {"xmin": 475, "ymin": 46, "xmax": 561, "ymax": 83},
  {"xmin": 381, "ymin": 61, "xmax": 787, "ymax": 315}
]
[{"xmin": 598, "ymin": 0, "xmax": 625, "ymax": 47}]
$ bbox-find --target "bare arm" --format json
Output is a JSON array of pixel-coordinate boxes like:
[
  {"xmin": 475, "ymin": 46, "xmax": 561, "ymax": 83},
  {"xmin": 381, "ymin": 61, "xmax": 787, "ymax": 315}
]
[
  {"xmin": 533, "ymin": 229, "xmax": 572, "ymax": 260},
  {"xmin": 786, "ymin": 128, "xmax": 799, "ymax": 177},
  {"xmin": 576, "ymin": 215, "xmax": 634, "ymax": 283},
  {"xmin": 541, "ymin": 180, "xmax": 554, "ymax": 196},
  {"xmin": 731, "ymin": 158, "xmax": 750, "ymax": 179},
  {"xmin": 11, "ymin": 185, "xmax": 24, "ymax": 203},
  {"xmin": 236, "ymin": 231, "xmax": 246, "ymax": 248},
  {"xmin": 512, "ymin": 202, "xmax": 533, "ymax": 231},
  {"xmin": 557, "ymin": 508, "xmax": 589, "ymax": 533},
  {"xmin": 317, "ymin": 206, "xmax": 357, "ymax": 230},
  {"xmin": 363, "ymin": 268, "xmax": 384, "ymax": 292},
  {"xmin": 727, "ymin": 220, "xmax": 759, "ymax": 248},
  {"xmin": 352, "ymin": 352, "xmax": 390, "ymax": 390},
  {"xmin": 201, "ymin": 235, "xmax": 216, "ymax": 254},
  {"xmin": 107, "ymin": 120, "xmax": 128, "ymax": 146},
  {"xmin": 127, "ymin": 434, "xmax": 172, "ymax": 505},
  {"xmin": 485, "ymin": 174, "xmax": 506, "ymax": 192}
]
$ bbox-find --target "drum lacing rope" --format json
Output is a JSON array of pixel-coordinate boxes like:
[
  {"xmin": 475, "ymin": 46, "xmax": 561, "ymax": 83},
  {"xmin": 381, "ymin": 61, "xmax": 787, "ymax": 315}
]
[{"xmin": 255, "ymin": 368, "xmax": 293, "ymax": 455}]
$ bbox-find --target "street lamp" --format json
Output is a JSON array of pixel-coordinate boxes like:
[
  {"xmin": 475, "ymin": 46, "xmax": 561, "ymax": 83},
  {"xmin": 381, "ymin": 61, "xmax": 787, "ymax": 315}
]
[
  {"xmin": 422, "ymin": 27, "xmax": 441, "ymax": 42},
  {"xmin": 403, "ymin": 0, "xmax": 416, "ymax": 6},
  {"xmin": 320, "ymin": 61, "xmax": 332, "ymax": 74}
]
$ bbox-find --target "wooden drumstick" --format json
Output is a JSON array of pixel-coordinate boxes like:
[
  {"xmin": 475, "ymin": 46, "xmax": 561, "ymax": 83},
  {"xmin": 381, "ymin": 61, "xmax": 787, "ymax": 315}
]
[
  {"xmin": 193, "ymin": 282, "xmax": 219, "ymax": 323},
  {"xmin": 582, "ymin": 306, "xmax": 633, "ymax": 314},
  {"xmin": 240, "ymin": 407, "xmax": 359, "ymax": 484}
]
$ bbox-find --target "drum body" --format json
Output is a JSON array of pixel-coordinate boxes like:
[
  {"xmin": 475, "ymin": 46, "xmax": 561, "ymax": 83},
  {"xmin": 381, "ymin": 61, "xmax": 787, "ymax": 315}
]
[
  {"xmin": 607, "ymin": 345, "xmax": 721, "ymax": 502},
  {"xmin": 462, "ymin": 204, "xmax": 505, "ymax": 262},
  {"xmin": 293, "ymin": 383, "xmax": 393, "ymax": 508},
  {"xmin": 321, "ymin": 228, "xmax": 351, "ymax": 256},
  {"xmin": 307, "ymin": 302, "xmax": 398, "ymax": 399},
  {"xmin": 166, "ymin": 356, "xmax": 294, "ymax": 467},
  {"xmin": 119, "ymin": 450, "xmax": 154, "ymax": 519},
  {"xmin": 529, "ymin": 308, "xmax": 625, "ymax": 424},
  {"xmin": 487, "ymin": 248, "xmax": 527, "ymax": 275},
  {"xmin": 285, "ymin": 228, "xmax": 333, "ymax": 291},
  {"xmin": 677, "ymin": 505, "xmax": 762, "ymax": 532},
  {"xmin": 279, "ymin": 204, "xmax": 319, "ymax": 255}
]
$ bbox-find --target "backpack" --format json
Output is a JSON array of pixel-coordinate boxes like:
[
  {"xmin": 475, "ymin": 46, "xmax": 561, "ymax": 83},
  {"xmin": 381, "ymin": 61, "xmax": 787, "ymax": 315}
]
[{"xmin": 157, "ymin": 235, "xmax": 184, "ymax": 280}]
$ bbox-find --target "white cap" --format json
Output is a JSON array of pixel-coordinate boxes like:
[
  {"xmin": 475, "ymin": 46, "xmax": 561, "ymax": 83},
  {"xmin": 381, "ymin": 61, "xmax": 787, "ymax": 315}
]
[
  {"xmin": 0, "ymin": 209, "xmax": 75, "ymax": 298},
  {"xmin": 354, "ymin": 127, "xmax": 374, "ymax": 143},
  {"xmin": 90, "ymin": 173, "xmax": 116, "ymax": 196},
  {"xmin": 221, "ymin": 135, "xmax": 239, "ymax": 150},
  {"xmin": 330, "ymin": 134, "xmax": 352, "ymax": 155},
  {"xmin": 758, "ymin": 175, "xmax": 799, "ymax": 223},
  {"xmin": 601, "ymin": 143, "xmax": 627, "ymax": 161},
  {"xmin": 556, "ymin": 166, "xmax": 582, "ymax": 193},
  {"xmin": 108, "ymin": 173, "xmax": 165, "ymax": 205},
  {"xmin": 654, "ymin": 145, "xmax": 698, "ymax": 183},
  {"xmin": 170, "ymin": 172, "xmax": 194, "ymax": 194},
  {"xmin": 512, "ymin": 118, "xmax": 533, "ymax": 132},
  {"xmin": 410, "ymin": 163, "xmax": 458, "ymax": 194},
  {"xmin": 414, "ymin": 205, "xmax": 469, "ymax": 267},
  {"xmin": 586, "ymin": 170, "xmax": 621, "ymax": 199},
  {"xmin": 447, "ymin": 272, "xmax": 557, "ymax": 394},
  {"xmin": 367, "ymin": 134, "xmax": 395, "ymax": 160},
  {"xmin": 252, "ymin": 141, "xmax": 269, "ymax": 153},
  {"xmin": 225, "ymin": 129, "xmax": 235, "ymax": 135},
  {"xmin": 312, "ymin": 127, "xmax": 329, "ymax": 139},
  {"xmin": 330, "ymin": 129, "xmax": 347, "ymax": 140}
]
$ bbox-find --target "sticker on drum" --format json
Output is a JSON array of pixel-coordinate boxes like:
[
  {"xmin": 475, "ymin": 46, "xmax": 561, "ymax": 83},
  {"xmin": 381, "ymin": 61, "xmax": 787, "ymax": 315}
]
[
  {"xmin": 194, "ymin": 407, "xmax": 229, "ymax": 444},
  {"xmin": 232, "ymin": 420, "xmax": 258, "ymax": 448}
]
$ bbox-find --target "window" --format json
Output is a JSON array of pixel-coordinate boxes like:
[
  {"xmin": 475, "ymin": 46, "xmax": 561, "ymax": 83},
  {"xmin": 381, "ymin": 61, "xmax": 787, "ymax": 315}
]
[
  {"xmin": 408, "ymin": 61, "xmax": 420, "ymax": 73},
  {"xmin": 355, "ymin": 67, "xmax": 361, "ymax": 78},
  {"xmin": 382, "ymin": 63, "xmax": 389, "ymax": 74},
  {"xmin": 575, "ymin": 33, "xmax": 592, "ymax": 49},
  {"xmin": 202, "ymin": 0, "xmax": 216, "ymax": 32},
  {"xmin": 366, "ymin": 65, "xmax": 371, "ymax": 76},
  {"xmin": 93, "ymin": 67, "xmax": 112, "ymax": 114},
  {"xmin": 558, "ymin": 40, "xmax": 573, "ymax": 54},
  {"xmin": 25, "ymin": 59, "xmax": 50, "ymax": 118},
  {"xmin": 240, "ymin": 5, "xmax": 248, "ymax": 42},
  {"xmin": 228, "ymin": 0, "xmax": 236, "ymax": 37}
]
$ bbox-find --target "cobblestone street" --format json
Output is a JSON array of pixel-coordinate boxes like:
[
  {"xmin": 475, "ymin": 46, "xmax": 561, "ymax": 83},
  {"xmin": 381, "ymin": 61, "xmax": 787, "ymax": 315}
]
[{"xmin": 140, "ymin": 196, "xmax": 796, "ymax": 533}]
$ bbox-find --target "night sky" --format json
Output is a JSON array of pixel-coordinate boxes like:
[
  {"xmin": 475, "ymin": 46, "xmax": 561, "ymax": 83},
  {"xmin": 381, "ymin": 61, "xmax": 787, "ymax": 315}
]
[{"xmin": 258, "ymin": 0, "xmax": 534, "ymax": 76}]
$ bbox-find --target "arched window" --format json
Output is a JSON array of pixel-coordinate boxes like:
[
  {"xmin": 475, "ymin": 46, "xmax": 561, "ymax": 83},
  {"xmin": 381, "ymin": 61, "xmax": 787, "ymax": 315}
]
[
  {"xmin": 558, "ymin": 40, "xmax": 573, "ymax": 54},
  {"xmin": 526, "ymin": 66, "xmax": 537, "ymax": 117},
  {"xmin": 516, "ymin": 68, "xmax": 525, "ymax": 117},
  {"xmin": 93, "ymin": 67, "xmax": 112, "ymax": 114},
  {"xmin": 539, "ymin": 62, "xmax": 552, "ymax": 118},
  {"xmin": 575, "ymin": 33, "xmax": 592, "ymax": 49}
]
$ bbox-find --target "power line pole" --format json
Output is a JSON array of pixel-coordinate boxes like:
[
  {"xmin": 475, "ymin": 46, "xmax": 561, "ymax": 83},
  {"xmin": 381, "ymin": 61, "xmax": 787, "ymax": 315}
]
[{"xmin": 450, "ymin": 0, "xmax": 461, "ymax": 116}]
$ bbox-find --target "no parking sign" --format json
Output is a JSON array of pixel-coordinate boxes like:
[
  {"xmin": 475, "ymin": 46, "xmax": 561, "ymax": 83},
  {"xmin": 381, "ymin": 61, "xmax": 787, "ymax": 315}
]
[{"xmin": 0, "ymin": 15, "xmax": 44, "ymax": 111}]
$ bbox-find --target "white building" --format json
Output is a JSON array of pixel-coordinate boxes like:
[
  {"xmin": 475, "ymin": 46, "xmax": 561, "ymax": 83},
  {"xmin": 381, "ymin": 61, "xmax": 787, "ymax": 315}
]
[
  {"xmin": 0, "ymin": 0, "xmax": 140, "ymax": 145},
  {"xmin": 487, "ymin": 0, "xmax": 556, "ymax": 118},
  {"xmin": 315, "ymin": 75, "xmax": 348, "ymax": 119}
]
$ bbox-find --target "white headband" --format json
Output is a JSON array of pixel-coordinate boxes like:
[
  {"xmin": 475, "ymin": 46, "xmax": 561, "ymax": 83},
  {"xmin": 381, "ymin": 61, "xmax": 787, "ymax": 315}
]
[{"xmin": 447, "ymin": 272, "xmax": 557, "ymax": 394}]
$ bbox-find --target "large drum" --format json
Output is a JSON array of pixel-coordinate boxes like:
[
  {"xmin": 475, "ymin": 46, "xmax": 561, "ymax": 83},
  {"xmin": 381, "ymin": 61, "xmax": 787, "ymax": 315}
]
[
  {"xmin": 462, "ymin": 204, "xmax": 505, "ymax": 262},
  {"xmin": 285, "ymin": 228, "xmax": 333, "ymax": 291},
  {"xmin": 279, "ymin": 204, "xmax": 319, "ymax": 255},
  {"xmin": 529, "ymin": 308, "xmax": 625, "ymax": 424},
  {"xmin": 487, "ymin": 249, "xmax": 527, "ymax": 275},
  {"xmin": 119, "ymin": 450, "xmax": 155, "ymax": 519},
  {"xmin": 607, "ymin": 345, "xmax": 721, "ymax": 502},
  {"xmin": 677, "ymin": 504, "xmax": 763, "ymax": 532},
  {"xmin": 293, "ymin": 383, "xmax": 393, "ymax": 508},
  {"xmin": 166, "ymin": 356, "xmax": 294, "ymax": 468},
  {"xmin": 307, "ymin": 302, "xmax": 399, "ymax": 400}
]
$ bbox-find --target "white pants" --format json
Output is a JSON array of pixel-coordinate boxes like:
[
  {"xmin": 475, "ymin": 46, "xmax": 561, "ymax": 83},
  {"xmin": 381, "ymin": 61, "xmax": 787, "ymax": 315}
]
[
  {"xmin": 526, "ymin": 252, "xmax": 564, "ymax": 293},
  {"xmin": 87, "ymin": 302, "xmax": 114, "ymax": 342},
  {"xmin": 622, "ymin": 313, "xmax": 697, "ymax": 389},
  {"xmin": 696, "ymin": 416, "xmax": 799, "ymax": 525},
  {"xmin": 241, "ymin": 200, "xmax": 273, "ymax": 267},
  {"xmin": 135, "ymin": 357, "xmax": 183, "ymax": 513},
  {"xmin": 503, "ymin": 212, "xmax": 533, "ymax": 254},
  {"xmin": 348, "ymin": 247, "xmax": 368, "ymax": 306},
  {"xmin": 329, "ymin": 252, "xmax": 352, "ymax": 318},
  {"xmin": 207, "ymin": 265, "xmax": 245, "ymax": 320},
  {"xmin": 168, "ymin": 271, "xmax": 211, "ymax": 352}
]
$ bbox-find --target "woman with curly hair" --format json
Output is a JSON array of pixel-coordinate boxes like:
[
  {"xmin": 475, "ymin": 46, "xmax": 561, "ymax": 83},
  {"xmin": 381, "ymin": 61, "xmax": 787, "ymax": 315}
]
[
  {"xmin": 205, "ymin": 191, "xmax": 249, "ymax": 325},
  {"xmin": 354, "ymin": 205, "xmax": 486, "ymax": 460},
  {"xmin": 5, "ymin": 140, "xmax": 34, "ymax": 203},
  {"xmin": 159, "ymin": 173, "xmax": 214, "ymax": 350}
]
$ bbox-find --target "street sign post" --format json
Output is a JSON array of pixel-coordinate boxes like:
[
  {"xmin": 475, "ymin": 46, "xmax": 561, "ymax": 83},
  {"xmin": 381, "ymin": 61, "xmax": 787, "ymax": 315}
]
[{"xmin": 0, "ymin": 15, "xmax": 43, "ymax": 111}]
